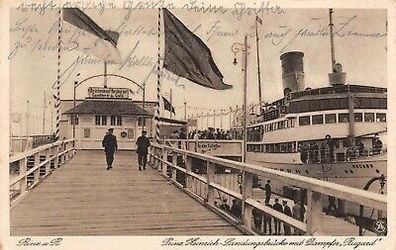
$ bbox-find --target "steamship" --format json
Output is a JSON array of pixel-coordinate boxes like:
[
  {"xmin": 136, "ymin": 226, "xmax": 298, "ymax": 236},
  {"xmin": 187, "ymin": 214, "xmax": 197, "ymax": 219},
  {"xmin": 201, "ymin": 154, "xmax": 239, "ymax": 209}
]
[{"xmin": 232, "ymin": 11, "xmax": 387, "ymax": 194}]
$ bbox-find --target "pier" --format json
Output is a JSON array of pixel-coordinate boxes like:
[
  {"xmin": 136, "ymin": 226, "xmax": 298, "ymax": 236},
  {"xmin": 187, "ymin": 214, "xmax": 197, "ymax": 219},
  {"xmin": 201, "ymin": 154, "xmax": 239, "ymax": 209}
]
[{"xmin": 9, "ymin": 139, "xmax": 386, "ymax": 236}]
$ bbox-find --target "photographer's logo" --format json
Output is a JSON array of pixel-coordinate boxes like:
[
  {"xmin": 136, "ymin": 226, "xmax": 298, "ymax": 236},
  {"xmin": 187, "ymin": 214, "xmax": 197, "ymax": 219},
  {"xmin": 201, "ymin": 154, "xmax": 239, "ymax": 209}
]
[{"xmin": 373, "ymin": 219, "xmax": 387, "ymax": 235}]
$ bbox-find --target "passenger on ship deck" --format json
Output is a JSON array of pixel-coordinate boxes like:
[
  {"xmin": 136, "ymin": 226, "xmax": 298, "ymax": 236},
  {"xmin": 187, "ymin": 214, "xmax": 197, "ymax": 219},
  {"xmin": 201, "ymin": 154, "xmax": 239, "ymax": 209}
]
[
  {"xmin": 325, "ymin": 135, "xmax": 335, "ymax": 162},
  {"xmin": 372, "ymin": 133, "xmax": 383, "ymax": 155},
  {"xmin": 299, "ymin": 144, "xmax": 308, "ymax": 163},
  {"xmin": 312, "ymin": 142, "xmax": 319, "ymax": 163}
]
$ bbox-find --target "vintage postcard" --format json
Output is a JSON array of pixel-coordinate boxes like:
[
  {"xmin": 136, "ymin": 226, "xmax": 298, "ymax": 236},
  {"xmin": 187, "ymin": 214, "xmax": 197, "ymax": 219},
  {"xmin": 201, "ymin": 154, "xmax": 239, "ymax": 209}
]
[{"xmin": 1, "ymin": 0, "xmax": 395, "ymax": 249}]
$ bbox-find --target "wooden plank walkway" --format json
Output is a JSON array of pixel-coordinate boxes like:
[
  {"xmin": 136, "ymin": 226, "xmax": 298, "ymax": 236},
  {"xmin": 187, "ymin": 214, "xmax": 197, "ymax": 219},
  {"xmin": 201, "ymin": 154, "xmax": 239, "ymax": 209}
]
[{"xmin": 10, "ymin": 150, "xmax": 242, "ymax": 236}]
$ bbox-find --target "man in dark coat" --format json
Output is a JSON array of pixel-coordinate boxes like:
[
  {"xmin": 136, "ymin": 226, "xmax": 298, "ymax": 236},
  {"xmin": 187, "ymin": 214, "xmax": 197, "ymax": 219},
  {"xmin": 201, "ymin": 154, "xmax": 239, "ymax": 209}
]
[
  {"xmin": 264, "ymin": 180, "xmax": 271, "ymax": 204},
  {"xmin": 282, "ymin": 200, "xmax": 292, "ymax": 235},
  {"xmin": 136, "ymin": 131, "xmax": 151, "ymax": 171},
  {"xmin": 273, "ymin": 198, "xmax": 283, "ymax": 235},
  {"xmin": 102, "ymin": 128, "xmax": 118, "ymax": 170}
]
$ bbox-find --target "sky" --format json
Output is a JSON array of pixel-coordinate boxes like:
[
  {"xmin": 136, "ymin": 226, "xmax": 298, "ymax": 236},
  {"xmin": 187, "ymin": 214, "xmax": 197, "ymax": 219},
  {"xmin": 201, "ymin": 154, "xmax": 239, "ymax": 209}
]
[{"xmin": 9, "ymin": 7, "xmax": 387, "ymax": 134}]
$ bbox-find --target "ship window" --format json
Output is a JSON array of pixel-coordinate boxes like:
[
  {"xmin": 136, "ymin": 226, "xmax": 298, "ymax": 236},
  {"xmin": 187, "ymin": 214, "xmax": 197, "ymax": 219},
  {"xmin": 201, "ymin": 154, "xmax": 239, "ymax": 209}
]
[
  {"xmin": 354, "ymin": 113, "xmax": 363, "ymax": 122},
  {"xmin": 312, "ymin": 115, "xmax": 324, "ymax": 125},
  {"xmin": 287, "ymin": 169, "xmax": 291, "ymax": 173},
  {"xmin": 325, "ymin": 114, "xmax": 336, "ymax": 124},
  {"xmin": 376, "ymin": 113, "xmax": 386, "ymax": 122},
  {"xmin": 338, "ymin": 113, "xmax": 349, "ymax": 123},
  {"xmin": 299, "ymin": 116, "xmax": 310, "ymax": 126},
  {"xmin": 364, "ymin": 113, "xmax": 375, "ymax": 122},
  {"xmin": 95, "ymin": 115, "xmax": 101, "ymax": 125},
  {"xmin": 116, "ymin": 116, "xmax": 122, "ymax": 126},
  {"xmin": 111, "ymin": 116, "xmax": 116, "ymax": 126},
  {"xmin": 101, "ymin": 115, "xmax": 107, "ymax": 125}
]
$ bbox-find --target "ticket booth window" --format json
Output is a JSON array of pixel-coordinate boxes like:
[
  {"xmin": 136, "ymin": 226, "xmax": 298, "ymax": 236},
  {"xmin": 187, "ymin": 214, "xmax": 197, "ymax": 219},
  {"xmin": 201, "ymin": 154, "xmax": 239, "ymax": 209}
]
[
  {"xmin": 127, "ymin": 128, "xmax": 134, "ymax": 139},
  {"xmin": 83, "ymin": 128, "xmax": 91, "ymax": 138}
]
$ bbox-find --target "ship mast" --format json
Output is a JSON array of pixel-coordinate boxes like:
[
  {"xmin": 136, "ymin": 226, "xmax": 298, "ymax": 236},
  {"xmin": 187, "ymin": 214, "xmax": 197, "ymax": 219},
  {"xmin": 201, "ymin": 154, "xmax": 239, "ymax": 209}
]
[
  {"xmin": 329, "ymin": 9, "xmax": 354, "ymax": 143},
  {"xmin": 329, "ymin": 9, "xmax": 336, "ymax": 72}
]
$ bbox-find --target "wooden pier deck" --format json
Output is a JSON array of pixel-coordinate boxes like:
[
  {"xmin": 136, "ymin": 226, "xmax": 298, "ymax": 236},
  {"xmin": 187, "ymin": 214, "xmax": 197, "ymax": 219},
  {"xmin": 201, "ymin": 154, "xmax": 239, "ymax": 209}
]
[{"xmin": 10, "ymin": 150, "xmax": 242, "ymax": 236}]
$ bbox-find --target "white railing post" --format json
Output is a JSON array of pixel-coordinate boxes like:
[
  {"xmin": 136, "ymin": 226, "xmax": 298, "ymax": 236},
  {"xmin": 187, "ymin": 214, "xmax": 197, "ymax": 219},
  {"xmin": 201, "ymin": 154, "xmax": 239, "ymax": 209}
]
[
  {"xmin": 33, "ymin": 153, "xmax": 40, "ymax": 184},
  {"xmin": 20, "ymin": 157, "xmax": 28, "ymax": 194},
  {"xmin": 171, "ymin": 151, "xmax": 177, "ymax": 182},
  {"xmin": 54, "ymin": 144, "xmax": 60, "ymax": 168},
  {"xmin": 45, "ymin": 148, "xmax": 51, "ymax": 175},
  {"xmin": 162, "ymin": 147, "xmax": 167, "ymax": 176},
  {"xmin": 306, "ymin": 190, "xmax": 323, "ymax": 235},
  {"xmin": 242, "ymin": 171, "xmax": 253, "ymax": 230},
  {"xmin": 205, "ymin": 161, "xmax": 215, "ymax": 205},
  {"xmin": 185, "ymin": 155, "xmax": 192, "ymax": 190}
]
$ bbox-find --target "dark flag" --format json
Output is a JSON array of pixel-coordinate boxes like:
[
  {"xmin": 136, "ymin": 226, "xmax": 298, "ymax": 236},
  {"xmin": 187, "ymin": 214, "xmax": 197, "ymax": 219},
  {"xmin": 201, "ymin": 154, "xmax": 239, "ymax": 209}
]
[
  {"xmin": 162, "ymin": 9, "xmax": 232, "ymax": 90},
  {"xmin": 162, "ymin": 96, "xmax": 175, "ymax": 114},
  {"xmin": 63, "ymin": 8, "xmax": 121, "ymax": 63}
]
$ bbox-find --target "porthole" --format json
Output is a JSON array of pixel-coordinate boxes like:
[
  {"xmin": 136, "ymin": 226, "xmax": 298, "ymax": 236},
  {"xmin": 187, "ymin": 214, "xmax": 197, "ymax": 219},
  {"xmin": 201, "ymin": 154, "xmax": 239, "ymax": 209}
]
[
  {"xmin": 370, "ymin": 164, "xmax": 373, "ymax": 168},
  {"xmin": 376, "ymin": 169, "xmax": 380, "ymax": 173},
  {"xmin": 345, "ymin": 170, "xmax": 348, "ymax": 174}
]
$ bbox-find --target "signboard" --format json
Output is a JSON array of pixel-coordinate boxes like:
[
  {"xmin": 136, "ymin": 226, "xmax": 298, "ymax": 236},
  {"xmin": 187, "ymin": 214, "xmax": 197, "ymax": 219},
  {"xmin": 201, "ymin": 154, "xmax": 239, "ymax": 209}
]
[
  {"xmin": 88, "ymin": 87, "xmax": 130, "ymax": 99},
  {"xmin": 188, "ymin": 140, "xmax": 243, "ymax": 156}
]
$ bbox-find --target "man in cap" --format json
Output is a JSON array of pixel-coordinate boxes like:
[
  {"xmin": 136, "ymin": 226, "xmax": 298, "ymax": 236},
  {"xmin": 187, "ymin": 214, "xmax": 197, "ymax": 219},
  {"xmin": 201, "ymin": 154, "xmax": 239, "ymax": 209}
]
[
  {"xmin": 102, "ymin": 128, "xmax": 118, "ymax": 170},
  {"xmin": 136, "ymin": 130, "xmax": 151, "ymax": 171}
]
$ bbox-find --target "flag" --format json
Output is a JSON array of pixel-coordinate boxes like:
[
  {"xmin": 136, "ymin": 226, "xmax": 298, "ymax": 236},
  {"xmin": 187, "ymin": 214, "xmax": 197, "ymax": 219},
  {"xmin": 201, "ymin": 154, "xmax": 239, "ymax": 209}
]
[
  {"xmin": 162, "ymin": 9, "xmax": 232, "ymax": 90},
  {"xmin": 63, "ymin": 8, "xmax": 121, "ymax": 63},
  {"xmin": 256, "ymin": 16, "xmax": 263, "ymax": 25},
  {"xmin": 162, "ymin": 96, "xmax": 175, "ymax": 114}
]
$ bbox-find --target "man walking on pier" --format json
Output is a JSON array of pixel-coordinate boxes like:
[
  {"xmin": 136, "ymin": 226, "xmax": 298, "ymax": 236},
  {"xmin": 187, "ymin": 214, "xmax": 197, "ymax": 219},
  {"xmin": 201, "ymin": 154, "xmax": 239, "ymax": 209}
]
[
  {"xmin": 102, "ymin": 128, "xmax": 118, "ymax": 170},
  {"xmin": 136, "ymin": 131, "xmax": 150, "ymax": 171}
]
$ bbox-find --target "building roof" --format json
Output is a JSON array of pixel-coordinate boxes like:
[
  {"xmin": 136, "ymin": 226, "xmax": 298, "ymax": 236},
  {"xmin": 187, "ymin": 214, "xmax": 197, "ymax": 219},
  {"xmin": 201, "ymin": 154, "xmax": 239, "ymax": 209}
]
[{"xmin": 64, "ymin": 100, "xmax": 152, "ymax": 116}]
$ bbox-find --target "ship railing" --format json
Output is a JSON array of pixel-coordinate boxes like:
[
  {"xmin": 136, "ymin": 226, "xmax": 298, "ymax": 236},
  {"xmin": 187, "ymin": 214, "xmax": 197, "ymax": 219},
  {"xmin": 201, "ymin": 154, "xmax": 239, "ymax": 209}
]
[
  {"xmin": 301, "ymin": 145, "xmax": 387, "ymax": 164},
  {"xmin": 9, "ymin": 139, "xmax": 76, "ymax": 205},
  {"xmin": 149, "ymin": 143, "xmax": 386, "ymax": 236}
]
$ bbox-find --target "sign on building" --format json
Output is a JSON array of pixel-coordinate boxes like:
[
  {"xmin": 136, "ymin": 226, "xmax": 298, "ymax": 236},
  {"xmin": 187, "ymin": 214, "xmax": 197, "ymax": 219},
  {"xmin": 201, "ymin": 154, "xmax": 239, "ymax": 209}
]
[{"xmin": 88, "ymin": 87, "xmax": 130, "ymax": 99}]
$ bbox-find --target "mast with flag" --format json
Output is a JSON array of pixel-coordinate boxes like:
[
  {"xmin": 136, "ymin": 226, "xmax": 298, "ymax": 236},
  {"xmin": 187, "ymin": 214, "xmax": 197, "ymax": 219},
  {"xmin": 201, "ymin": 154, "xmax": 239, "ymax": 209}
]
[
  {"xmin": 55, "ymin": 8, "xmax": 121, "ymax": 141},
  {"xmin": 154, "ymin": 8, "xmax": 232, "ymax": 143}
]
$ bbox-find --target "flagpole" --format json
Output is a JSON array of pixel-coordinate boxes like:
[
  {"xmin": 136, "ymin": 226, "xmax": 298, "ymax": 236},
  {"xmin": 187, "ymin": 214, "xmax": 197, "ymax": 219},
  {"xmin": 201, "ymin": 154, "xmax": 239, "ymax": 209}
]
[
  {"xmin": 255, "ymin": 16, "xmax": 263, "ymax": 113},
  {"xmin": 155, "ymin": 8, "xmax": 162, "ymax": 143},
  {"xmin": 55, "ymin": 8, "xmax": 63, "ymax": 141}
]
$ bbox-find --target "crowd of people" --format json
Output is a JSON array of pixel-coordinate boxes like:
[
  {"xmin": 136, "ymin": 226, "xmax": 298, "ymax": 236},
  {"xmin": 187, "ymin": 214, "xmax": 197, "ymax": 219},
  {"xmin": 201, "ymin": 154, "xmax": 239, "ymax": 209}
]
[
  {"xmin": 188, "ymin": 128, "xmax": 234, "ymax": 140},
  {"xmin": 167, "ymin": 128, "xmax": 236, "ymax": 140},
  {"xmin": 214, "ymin": 179, "xmax": 307, "ymax": 236},
  {"xmin": 299, "ymin": 134, "xmax": 384, "ymax": 163}
]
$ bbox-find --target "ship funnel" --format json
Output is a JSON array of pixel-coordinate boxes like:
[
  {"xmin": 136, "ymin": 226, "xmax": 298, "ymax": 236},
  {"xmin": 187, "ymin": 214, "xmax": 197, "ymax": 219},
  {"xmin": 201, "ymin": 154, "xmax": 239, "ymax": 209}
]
[
  {"xmin": 280, "ymin": 51, "xmax": 305, "ymax": 95},
  {"xmin": 328, "ymin": 63, "xmax": 346, "ymax": 86}
]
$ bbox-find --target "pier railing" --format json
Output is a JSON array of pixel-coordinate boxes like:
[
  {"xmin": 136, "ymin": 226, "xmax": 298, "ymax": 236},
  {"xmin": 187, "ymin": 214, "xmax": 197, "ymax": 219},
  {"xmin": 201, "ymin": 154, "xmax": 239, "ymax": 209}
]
[
  {"xmin": 9, "ymin": 139, "xmax": 76, "ymax": 205},
  {"xmin": 149, "ymin": 142, "xmax": 387, "ymax": 236}
]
